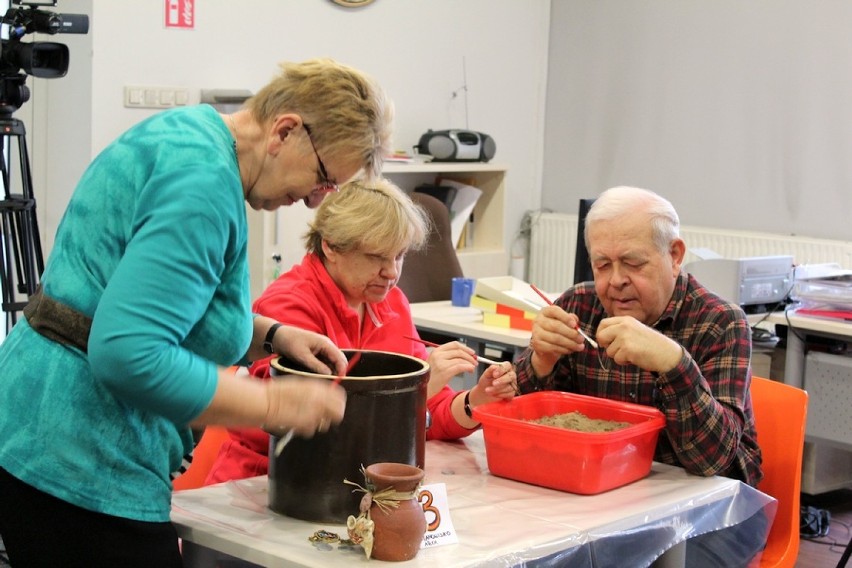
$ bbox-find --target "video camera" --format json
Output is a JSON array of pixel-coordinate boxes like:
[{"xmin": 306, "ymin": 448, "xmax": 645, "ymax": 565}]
[{"xmin": 0, "ymin": 1, "xmax": 89, "ymax": 113}]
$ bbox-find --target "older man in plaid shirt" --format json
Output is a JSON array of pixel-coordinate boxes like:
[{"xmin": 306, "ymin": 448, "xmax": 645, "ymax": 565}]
[{"xmin": 515, "ymin": 186, "xmax": 766, "ymax": 567}]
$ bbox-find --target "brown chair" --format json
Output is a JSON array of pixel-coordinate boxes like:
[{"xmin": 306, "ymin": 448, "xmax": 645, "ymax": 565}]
[{"xmin": 396, "ymin": 192, "xmax": 464, "ymax": 303}]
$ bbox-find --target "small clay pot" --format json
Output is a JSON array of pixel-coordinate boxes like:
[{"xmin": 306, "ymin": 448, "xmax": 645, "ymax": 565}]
[{"xmin": 366, "ymin": 462, "xmax": 427, "ymax": 561}]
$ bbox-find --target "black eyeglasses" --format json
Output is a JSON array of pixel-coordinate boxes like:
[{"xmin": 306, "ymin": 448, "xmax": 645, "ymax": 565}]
[{"xmin": 303, "ymin": 124, "xmax": 339, "ymax": 195}]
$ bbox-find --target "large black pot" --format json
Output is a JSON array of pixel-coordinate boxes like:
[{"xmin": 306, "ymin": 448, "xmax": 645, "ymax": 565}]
[{"xmin": 268, "ymin": 349, "xmax": 429, "ymax": 523}]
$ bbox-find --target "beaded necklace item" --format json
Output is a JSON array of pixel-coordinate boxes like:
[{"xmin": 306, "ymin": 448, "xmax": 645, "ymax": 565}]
[
  {"xmin": 228, "ymin": 115, "xmax": 238, "ymax": 153},
  {"xmin": 228, "ymin": 114, "xmax": 242, "ymax": 183}
]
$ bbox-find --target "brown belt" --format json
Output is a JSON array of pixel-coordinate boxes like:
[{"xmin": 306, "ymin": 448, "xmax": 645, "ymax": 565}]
[{"xmin": 23, "ymin": 285, "xmax": 92, "ymax": 353}]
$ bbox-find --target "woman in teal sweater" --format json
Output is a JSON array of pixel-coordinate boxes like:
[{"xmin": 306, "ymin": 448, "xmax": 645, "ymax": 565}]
[{"xmin": 0, "ymin": 59, "xmax": 392, "ymax": 567}]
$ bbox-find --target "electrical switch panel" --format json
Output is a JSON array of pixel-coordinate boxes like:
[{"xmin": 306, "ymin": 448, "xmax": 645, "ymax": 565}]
[{"xmin": 124, "ymin": 86, "xmax": 191, "ymax": 109}]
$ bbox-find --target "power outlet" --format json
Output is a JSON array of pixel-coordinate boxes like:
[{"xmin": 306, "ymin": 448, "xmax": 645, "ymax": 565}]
[{"xmin": 124, "ymin": 86, "xmax": 191, "ymax": 109}]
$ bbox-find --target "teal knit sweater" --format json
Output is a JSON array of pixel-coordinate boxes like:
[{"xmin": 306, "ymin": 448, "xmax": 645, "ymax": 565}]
[{"xmin": 0, "ymin": 104, "xmax": 252, "ymax": 521}]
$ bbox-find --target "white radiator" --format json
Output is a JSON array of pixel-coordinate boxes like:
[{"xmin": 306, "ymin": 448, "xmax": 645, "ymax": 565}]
[
  {"xmin": 679, "ymin": 226, "xmax": 852, "ymax": 268},
  {"xmin": 528, "ymin": 212, "xmax": 852, "ymax": 293},
  {"xmin": 527, "ymin": 212, "xmax": 580, "ymax": 292}
]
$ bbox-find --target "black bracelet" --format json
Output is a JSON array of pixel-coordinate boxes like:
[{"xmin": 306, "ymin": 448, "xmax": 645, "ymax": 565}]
[
  {"xmin": 263, "ymin": 323, "xmax": 283, "ymax": 354},
  {"xmin": 463, "ymin": 390, "xmax": 473, "ymax": 418}
]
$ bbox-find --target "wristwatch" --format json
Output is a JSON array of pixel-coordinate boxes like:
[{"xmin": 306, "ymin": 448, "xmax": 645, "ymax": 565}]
[
  {"xmin": 463, "ymin": 390, "xmax": 473, "ymax": 418},
  {"xmin": 263, "ymin": 323, "xmax": 283, "ymax": 354}
]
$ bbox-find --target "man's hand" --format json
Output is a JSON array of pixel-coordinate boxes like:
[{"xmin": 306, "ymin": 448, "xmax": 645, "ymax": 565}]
[
  {"xmin": 596, "ymin": 316, "xmax": 683, "ymax": 373},
  {"xmin": 528, "ymin": 305, "xmax": 586, "ymax": 376}
]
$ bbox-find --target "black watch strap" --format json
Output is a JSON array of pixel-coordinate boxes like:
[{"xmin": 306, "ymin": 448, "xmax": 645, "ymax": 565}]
[
  {"xmin": 263, "ymin": 323, "xmax": 283, "ymax": 354},
  {"xmin": 463, "ymin": 390, "xmax": 473, "ymax": 418}
]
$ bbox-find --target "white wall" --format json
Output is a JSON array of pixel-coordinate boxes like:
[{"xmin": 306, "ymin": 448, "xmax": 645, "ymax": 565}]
[
  {"xmin": 28, "ymin": 0, "xmax": 93, "ymax": 254},
  {"xmin": 30, "ymin": 0, "xmax": 551, "ymax": 267},
  {"xmin": 544, "ymin": 0, "xmax": 852, "ymax": 243},
  {"xmin": 24, "ymin": 1, "xmax": 852, "ymax": 282}
]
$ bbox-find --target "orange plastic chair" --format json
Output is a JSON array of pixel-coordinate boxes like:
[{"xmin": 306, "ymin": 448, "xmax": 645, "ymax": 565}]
[
  {"xmin": 173, "ymin": 366, "xmax": 238, "ymax": 491},
  {"xmin": 172, "ymin": 425, "xmax": 231, "ymax": 491},
  {"xmin": 749, "ymin": 376, "xmax": 808, "ymax": 568}
]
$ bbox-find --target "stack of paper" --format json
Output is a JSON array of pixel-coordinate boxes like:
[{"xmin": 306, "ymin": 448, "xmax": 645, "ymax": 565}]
[
  {"xmin": 385, "ymin": 150, "xmax": 414, "ymax": 163},
  {"xmin": 439, "ymin": 178, "xmax": 482, "ymax": 249},
  {"xmin": 793, "ymin": 263, "xmax": 852, "ymax": 311}
]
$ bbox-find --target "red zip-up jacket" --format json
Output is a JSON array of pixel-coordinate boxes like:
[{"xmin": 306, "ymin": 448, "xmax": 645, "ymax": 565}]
[{"xmin": 205, "ymin": 253, "xmax": 471, "ymax": 484}]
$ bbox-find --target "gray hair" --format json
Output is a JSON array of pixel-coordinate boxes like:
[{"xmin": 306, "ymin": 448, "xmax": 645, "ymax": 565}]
[{"xmin": 584, "ymin": 186, "xmax": 680, "ymax": 253}]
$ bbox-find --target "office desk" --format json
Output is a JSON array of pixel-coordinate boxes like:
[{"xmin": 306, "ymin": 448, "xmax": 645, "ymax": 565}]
[
  {"xmin": 765, "ymin": 310, "xmax": 852, "ymax": 492},
  {"xmin": 765, "ymin": 310, "xmax": 852, "ymax": 389},
  {"xmin": 765, "ymin": 310, "xmax": 852, "ymax": 445},
  {"xmin": 172, "ymin": 432, "xmax": 773, "ymax": 568},
  {"xmin": 410, "ymin": 301, "xmax": 530, "ymax": 355}
]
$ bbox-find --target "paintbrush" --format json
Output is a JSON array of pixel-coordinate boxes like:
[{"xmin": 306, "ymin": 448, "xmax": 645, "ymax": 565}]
[
  {"xmin": 274, "ymin": 351, "xmax": 361, "ymax": 457},
  {"xmin": 405, "ymin": 335, "xmax": 521, "ymax": 396},
  {"xmin": 529, "ymin": 283, "xmax": 599, "ymax": 349},
  {"xmin": 403, "ymin": 335, "xmax": 503, "ymax": 366}
]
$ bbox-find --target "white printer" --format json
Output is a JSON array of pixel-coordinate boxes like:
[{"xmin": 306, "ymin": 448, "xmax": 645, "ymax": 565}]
[{"xmin": 684, "ymin": 255, "xmax": 794, "ymax": 311}]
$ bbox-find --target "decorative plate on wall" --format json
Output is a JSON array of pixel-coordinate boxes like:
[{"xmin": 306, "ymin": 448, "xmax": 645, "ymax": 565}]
[{"xmin": 331, "ymin": 0, "xmax": 376, "ymax": 7}]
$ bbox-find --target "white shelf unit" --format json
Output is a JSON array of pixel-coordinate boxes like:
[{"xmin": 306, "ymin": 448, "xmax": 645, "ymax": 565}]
[
  {"xmin": 383, "ymin": 162, "xmax": 508, "ymax": 280},
  {"xmin": 245, "ymin": 207, "xmax": 279, "ymax": 302},
  {"xmin": 245, "ymin": 162, "xmax": 508, "ymax": 302}
]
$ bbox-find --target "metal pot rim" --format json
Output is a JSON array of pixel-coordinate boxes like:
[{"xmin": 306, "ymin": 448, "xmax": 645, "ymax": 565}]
[{"xmin": 270, "ymin": 348, "xmax": 430, "ymax": 381}]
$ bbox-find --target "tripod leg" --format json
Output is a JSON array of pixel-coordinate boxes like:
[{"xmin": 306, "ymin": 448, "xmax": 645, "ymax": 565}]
[
  {"xmin": 16, "ymin": 125, "xmax": 45, "ymax": 276},
  {"xmin": 0, "ymin": 118, "xmax": 44, "ymax": 327},
  {"xmin": 1, "ymin": 209, "xmax": 20, "ymax": 328},
  {"xmin": 837, "ymin": 537, "xmax": 852, "ymax": 568}
]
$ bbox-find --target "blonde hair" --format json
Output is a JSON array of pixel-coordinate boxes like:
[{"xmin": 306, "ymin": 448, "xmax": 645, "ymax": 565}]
[
  {"xmin": 305, "ymin": 178, "xmax": 429, "ymax": 258},
  {"xmin": 247, "ymin": 58, "xmax": 394, "ymax": 177}
]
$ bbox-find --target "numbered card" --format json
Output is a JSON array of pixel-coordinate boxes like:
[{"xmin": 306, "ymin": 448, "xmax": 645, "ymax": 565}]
[{"xmin": 418, "ymin": 483, "xmax": 459, "ymax": 548}]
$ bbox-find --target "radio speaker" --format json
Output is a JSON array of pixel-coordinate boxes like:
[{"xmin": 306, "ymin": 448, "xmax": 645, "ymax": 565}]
[
  {"xmin": 480, "ymin": 134, "xmax": 496, "ymax": 162},
  {"xmin": 426, "ymin": 135, "xmax": 457, "ymax": 161},
  {"xmin": 416, "ymin": 129, "xmax": 496, "ymax": 162}
]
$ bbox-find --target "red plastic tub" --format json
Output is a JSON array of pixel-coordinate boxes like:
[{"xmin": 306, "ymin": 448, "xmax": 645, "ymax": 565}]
[{"xmin": 472, "ymin": 391, "xmax": 665, "ymax": 495}]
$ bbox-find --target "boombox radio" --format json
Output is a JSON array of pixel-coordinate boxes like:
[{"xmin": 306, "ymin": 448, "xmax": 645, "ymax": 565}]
[{"xmin": 415, "ymin": 129, "xmax": 496, "ymax": 162}]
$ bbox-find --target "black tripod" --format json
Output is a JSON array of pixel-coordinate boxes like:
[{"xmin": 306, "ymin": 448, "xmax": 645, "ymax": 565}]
[{"xmin": 0, "ymin": 113, "xmax": 44, "ymax": 331}]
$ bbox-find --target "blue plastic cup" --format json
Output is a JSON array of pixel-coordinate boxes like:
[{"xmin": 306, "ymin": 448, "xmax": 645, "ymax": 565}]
[{"xmin": 451, "ymin": 277, "xmax": 476, "ymax": 307}]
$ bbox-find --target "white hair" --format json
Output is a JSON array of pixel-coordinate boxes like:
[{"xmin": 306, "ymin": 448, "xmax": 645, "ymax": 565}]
[{"xmin": 584, "ymin": 186, "xmax": 680, "ymax": 253}]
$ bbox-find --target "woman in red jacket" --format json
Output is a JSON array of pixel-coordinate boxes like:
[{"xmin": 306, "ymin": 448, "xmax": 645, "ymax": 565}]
[{"xmin": 205, "ymin": 178, "xmax": 517, "ymax": 483}]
